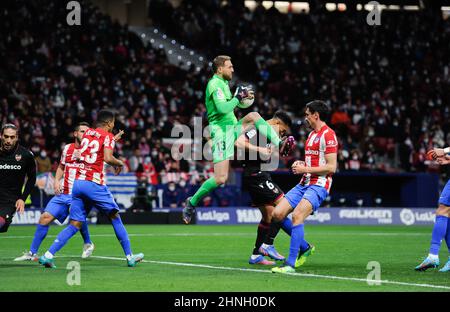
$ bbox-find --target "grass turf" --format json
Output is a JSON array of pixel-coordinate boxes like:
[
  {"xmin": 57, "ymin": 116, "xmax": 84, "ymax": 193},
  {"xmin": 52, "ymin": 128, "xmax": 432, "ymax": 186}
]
[{"xmin": 0, "ymin": 224, "xmax": 449, "ymax": 292}]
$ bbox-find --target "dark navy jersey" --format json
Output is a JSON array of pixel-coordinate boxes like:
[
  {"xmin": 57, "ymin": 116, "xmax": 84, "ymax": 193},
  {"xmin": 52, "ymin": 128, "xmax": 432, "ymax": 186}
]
[
  {"xmin": 0, "ymin": 145, "xmax": 36, "ymax": 206},
  {"xmin": 239, "ymin": 128, "xmax": 272, "ymax": 177}
]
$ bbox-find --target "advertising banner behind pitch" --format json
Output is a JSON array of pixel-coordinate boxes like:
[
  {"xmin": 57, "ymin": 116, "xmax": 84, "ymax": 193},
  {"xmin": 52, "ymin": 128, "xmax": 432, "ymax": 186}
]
[{"xmin": 195, "ymin": 207, "xmax": 436, "ymax": 226}]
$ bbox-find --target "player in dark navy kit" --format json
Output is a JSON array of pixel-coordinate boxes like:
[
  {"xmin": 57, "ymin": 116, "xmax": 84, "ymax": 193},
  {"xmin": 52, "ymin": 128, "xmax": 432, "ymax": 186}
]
[
  {"xmin": 0, "ymin": 124, "xmax": 37, "ymax": 233},
  {"xmin": 235, "ymin": 111, "xmax": 295, "ymax": 265}
]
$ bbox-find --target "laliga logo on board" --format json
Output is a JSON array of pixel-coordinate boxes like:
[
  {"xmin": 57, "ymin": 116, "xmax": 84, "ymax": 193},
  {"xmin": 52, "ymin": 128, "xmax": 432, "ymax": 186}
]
[
  {"xmin": 400, "ymin": 209, "xmax": 435, "ymax": 226},
  {"xmin": 197, "ymin": 210, "xmax": 230, "ymax": 223},
  {"xmin": 399, "ymin": 209, "xmax": 415, "ymax": 226},
  {"xmin": 308, "ymin": 212, "xmax": 331, "ymax": 223}
]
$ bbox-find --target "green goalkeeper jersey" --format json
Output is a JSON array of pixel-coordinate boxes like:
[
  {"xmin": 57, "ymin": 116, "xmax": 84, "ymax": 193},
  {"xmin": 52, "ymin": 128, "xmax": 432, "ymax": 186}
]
[{"xmin": 205, "ymin": 74, "xmax": 240, "ymax": 127}]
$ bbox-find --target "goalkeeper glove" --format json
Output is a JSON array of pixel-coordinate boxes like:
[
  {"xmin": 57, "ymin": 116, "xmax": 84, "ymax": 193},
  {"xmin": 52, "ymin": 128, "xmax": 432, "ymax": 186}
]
[{"xmin": 234, "ymin": 85, "xmax": 253, "ymax": 101}]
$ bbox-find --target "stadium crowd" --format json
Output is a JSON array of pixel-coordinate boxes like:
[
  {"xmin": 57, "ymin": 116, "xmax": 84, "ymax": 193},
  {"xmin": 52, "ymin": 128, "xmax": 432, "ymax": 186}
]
[{"xmin": 1, "ymin": 0, "xmax": 449, "ymax": 207}]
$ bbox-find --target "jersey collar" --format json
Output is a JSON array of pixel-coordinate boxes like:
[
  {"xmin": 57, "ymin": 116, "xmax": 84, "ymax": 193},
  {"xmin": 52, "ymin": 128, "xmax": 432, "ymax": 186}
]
[{"xmin": 213, "ymin": 74, "xmax": 227, "ymax": 83}]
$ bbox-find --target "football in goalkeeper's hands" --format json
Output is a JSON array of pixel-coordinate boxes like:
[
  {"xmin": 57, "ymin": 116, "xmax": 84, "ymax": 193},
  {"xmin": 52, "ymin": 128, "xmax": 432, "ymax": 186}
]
[
  {"xmin": 237, "ymin": 95, "xmax": 254, "ymax": 109},
  {"xmin": 235, "ymin": 86, "xmax": 255, "ymax": 109}
]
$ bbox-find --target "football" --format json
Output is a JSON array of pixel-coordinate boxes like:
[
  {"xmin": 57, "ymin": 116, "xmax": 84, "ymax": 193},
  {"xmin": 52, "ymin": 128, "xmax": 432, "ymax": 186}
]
[{"xmin": 237, "ymin": 95, "xmax": 254, "ymax": 109}]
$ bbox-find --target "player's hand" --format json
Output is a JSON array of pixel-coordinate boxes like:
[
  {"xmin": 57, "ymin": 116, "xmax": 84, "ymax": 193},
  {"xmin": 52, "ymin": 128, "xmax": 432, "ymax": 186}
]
[
  {"xmin": 114, "ymin": 130, "xmax": 124, "ymax": 141},
  {"xmin": 432, "ymin": 148, "xmax": 445, "ymax": 158},
  {"xmin": 114, "ymin": 166, "xmax": 122, "ymax": 175},
  {"xmin": 291, "ymin": 160, "xmax": 307, "ymax": 175},
  {"xmin": 54, "ymin": 180, "xmax": 61, "ymax": 196},
  {"xmin": 235, "ymin": 86, "xmax": 252, "ymax": 101},
  {"xmin": 73, "ymin": 149, "xmax": 82, "ymax": 161},
  {"xmin": 436, "ymin": 156, "xmax": 450, "ymax": 165},
  {"xmin": 259, "ymin": 146, "xmax": 272, "ymax": 159},
  {"xmin": 15, "ymin": 199, "xmax": 25, "ymax": 214}
]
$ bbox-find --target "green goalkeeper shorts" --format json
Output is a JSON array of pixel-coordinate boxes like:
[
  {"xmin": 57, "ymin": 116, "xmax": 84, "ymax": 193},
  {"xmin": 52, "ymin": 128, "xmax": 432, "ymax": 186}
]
[{"xmin": 210, "ymin": 121, "xmax": 243, "ymax": 164}]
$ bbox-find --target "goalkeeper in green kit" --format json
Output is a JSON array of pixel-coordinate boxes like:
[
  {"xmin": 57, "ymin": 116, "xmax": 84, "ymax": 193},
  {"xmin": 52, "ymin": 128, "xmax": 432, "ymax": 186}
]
[{"xmin": 183, "ymin": 55, "xmax": 295, "ymax": 224}]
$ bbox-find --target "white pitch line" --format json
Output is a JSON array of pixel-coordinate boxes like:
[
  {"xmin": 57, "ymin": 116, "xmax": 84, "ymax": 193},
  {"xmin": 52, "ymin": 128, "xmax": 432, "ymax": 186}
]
[
  {"xmin": 77, "ymin": 255, "xmax": 450, "ymax": 291},
  {"xmin": 0, "ymin": 232, "xmax": 430, "ymax": 239}
]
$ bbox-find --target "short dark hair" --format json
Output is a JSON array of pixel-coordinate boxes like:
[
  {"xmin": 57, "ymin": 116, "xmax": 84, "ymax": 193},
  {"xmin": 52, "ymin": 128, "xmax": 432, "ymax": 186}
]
[
  {"xmin": 96, "ymin": 109, "xmax": 115, "ymax": 125},
  {"xmin": 75, "ymin": 122, "xmax": 90, "ymax": 131},
  {"xmin": 305, "ymin": 100, "xmax": 330, "ymax": 121},
  {"xmin": 212, "ymin": 55, "xmax": 231, "ymax": 73},
  {"xmin": 1, "ymin": 123, "xmax": 18, "ymax": 136},
  {"xmin": 273, "ymin": 110, "xmax": 292, "ymax": 129}
]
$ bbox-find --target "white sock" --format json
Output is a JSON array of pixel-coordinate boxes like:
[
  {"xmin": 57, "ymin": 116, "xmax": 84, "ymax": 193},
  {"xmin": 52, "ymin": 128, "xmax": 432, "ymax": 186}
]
[
  {"xmin": 44, "ymin": 251, "xmax": 54, "ymax": 259},
  {"xmin": 126, "ymin": 254, "xmax": 132, "ymax": 261},
  {"xmin": 428, "ymin": 253, "xmax": 439, "ymax": 261}
]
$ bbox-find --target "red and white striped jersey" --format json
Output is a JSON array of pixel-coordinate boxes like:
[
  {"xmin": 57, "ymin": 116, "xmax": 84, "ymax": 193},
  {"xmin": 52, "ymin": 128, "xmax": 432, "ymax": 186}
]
[
  {"xmin": 299, "ymin": 124, "xmax": 338, "ymax": 192},
  {"xmin": 76, "ymin": 127, "xmax": 115, "ymax": 185},
  {"xmin": 59, "ymin": 143, "xmax": 83, "ymax": 194}
]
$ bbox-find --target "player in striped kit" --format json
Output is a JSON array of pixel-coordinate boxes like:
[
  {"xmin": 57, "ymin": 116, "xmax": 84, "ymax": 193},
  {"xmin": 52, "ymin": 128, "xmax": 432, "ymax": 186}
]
[
  {"xmin": 38, "ymin": 109, "xmax": 143, "ymax": 268},
  {"xmin": 270, "ymin": 100, "xmax": 338, "ymax": 274},
  {"xmin": 14, "ymin": 122, "xmax": 95, "ymax": 261}
]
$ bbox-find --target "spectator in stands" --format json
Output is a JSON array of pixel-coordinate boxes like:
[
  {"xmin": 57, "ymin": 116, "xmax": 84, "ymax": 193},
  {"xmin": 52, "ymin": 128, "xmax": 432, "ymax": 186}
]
[
  {"xmin": 162, "ymin": 181, "xmax": 183, "ymax": 208},
  {"xmin": 35, "ymin": 150, "xmax": 52, "ymax": 173}
]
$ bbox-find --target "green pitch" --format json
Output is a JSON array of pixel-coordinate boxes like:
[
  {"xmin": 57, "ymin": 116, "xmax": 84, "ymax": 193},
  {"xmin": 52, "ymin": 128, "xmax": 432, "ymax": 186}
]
[{"xmin": 0, "ymin": 224, "xmax": 449, "ymax": 292}]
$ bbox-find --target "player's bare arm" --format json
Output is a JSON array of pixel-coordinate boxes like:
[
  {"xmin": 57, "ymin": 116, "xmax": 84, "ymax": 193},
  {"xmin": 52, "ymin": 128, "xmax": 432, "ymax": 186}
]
[
  {"xmin": 104, "ymin": 147, "xmax": 124, "ymax": 176},
  {"xmin": 53, "ymin": 164, "xmax": 64, "ymax": 195},
  {"xmin": 292, "ymin": 153, "xmax": 337, "ymax": 175},
  {"xmin": 235, "ymin": 134, "xmax": 272, "ymax": 158}
]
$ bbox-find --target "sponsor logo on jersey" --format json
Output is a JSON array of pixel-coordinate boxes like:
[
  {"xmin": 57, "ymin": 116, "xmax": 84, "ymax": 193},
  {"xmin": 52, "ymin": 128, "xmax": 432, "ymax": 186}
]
[
  {"xmin": 216, "ymin": 88, "xmax": 225, "ymax": 100},
  {"xmin": 305, "ymin": 150, "xmax": 320, "ymax": 155},
  {"xmin": 15, "ymin": 154, "xmax": 22, "ymax": 161},
  {"xmin": 246, "ymin": 129, "xmax": 257, "ymax": 139},
  {"xmin": 0, "ymin": 164, "xmax": 22, "ymax": 170}
]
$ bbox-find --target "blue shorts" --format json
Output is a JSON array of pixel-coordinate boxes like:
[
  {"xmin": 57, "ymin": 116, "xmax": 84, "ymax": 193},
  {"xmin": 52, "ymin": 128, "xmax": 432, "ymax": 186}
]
[
  {"xmin": 439, "ymin": 179, "xmax": 450, "ymax": 206},
  {"xmin": 44, "ymin": 194, "xmax": 72, "ymax": 223},
  {"xmin": 285, "ymin": 184, "xmax": 328, "ymax": 213},
  {"xmin": 69, "ymin": 180, "xmax": 119, "ymax": 222}
]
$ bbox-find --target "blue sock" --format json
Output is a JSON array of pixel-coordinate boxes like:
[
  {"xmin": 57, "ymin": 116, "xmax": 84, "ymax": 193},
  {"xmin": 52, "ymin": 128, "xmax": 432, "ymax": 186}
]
[
  {"xmin": 287, "ymin": 224, "xmax": 304, "ymax": 267},
  {"xmin": 79, "ymin": 222, "xmax": 92, "ymax": 244},
  {"xmin": 48, "ymin": 224, "xmax": 79, "ymax": 255},
  {"xmin": 281, "ymin": 218, "xmax": 293, "ymax": 236},
  {"xmin": 446, "ymin": 217, "xmax": 450, "ymax": 254},
  {"xmin": 111, "ymin": 216, "xmax": 132, "ymax": 257},
  {"xmin": 429, "ymin": 215, "xmax": 449, "ymax": 256},
  {"xmin": 30, "ymin": 224, "xmax": 49, "ymax": 254}
]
